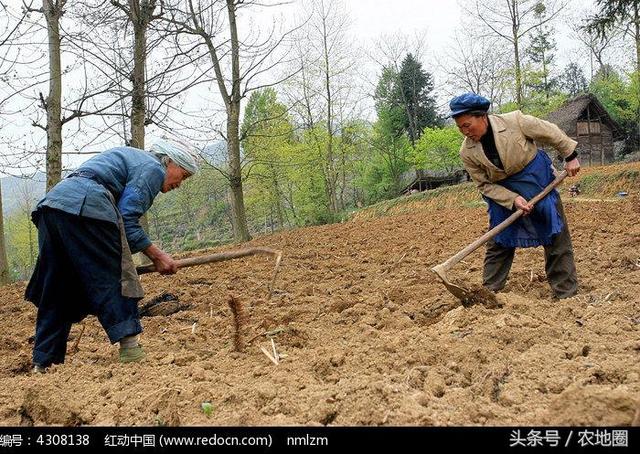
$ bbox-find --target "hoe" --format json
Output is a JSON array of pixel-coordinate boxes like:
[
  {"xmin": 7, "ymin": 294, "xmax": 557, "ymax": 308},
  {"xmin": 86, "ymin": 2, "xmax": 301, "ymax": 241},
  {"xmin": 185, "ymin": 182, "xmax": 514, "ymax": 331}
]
[
  {"xmin": 432, "ymin": 171, "xmax": 567, "ymax": 307},
  {"xmin": 136, "ymin": 247, "xmax": 283, "ymax": 299}
]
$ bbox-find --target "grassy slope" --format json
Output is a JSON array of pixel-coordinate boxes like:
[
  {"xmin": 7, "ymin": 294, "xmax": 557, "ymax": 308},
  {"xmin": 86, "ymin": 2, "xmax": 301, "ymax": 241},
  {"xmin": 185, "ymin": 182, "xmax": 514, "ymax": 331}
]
[{"xmin": 352, "ymin": 161, "xmax": 640, "ymax": 221}]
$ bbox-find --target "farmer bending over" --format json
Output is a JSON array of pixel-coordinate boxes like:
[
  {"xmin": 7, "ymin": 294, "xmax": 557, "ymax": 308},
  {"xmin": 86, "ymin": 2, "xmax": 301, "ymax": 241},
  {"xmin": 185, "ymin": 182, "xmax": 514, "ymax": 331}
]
[
  {"xmin": 26, "ymin": 139, "xmax": 198, "ymax": 373},
  {"xmin": 449, "ymin": 93, "xmax": 580, "ymax": 299}
]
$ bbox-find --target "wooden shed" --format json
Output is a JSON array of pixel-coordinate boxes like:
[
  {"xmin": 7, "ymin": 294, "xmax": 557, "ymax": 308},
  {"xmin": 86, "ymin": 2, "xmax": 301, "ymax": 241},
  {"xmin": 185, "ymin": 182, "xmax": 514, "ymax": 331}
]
[
  {"xmin": 400, "ymin": 168, "xmax": 469, "ymax": 194},
  {"xmin": 545, "ymin": 93, "xmax": 625, "ymax": 166}
]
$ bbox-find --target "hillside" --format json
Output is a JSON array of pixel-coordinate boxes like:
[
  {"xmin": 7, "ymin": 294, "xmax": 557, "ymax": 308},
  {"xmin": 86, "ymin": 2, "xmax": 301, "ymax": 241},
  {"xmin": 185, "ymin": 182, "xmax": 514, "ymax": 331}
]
[
  {"xmin": 0, "ymin": 162, "xmax": 639, "ymax": 426},
  {"xmin": 0, "ymin": 173, "xmax": 46, "ymax": 217}
]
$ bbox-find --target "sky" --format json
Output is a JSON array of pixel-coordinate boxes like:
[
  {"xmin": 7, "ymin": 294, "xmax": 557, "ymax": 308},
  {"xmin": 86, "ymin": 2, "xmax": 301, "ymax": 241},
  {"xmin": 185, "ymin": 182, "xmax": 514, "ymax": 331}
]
[
  {"xmin": 0, "ymin": 0, "xmax": 618, "ymax": 177},
  {"xmin": 346, "ymin": 0, "xmax": 461, "ymax": 48}
]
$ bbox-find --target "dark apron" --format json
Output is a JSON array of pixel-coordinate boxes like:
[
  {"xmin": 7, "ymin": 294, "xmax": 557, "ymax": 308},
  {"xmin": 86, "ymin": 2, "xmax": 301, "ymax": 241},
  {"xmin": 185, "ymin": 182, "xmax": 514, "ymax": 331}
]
[{"xmin": 68, "ymin": 170, "xmax": 144, "ymax": 299}]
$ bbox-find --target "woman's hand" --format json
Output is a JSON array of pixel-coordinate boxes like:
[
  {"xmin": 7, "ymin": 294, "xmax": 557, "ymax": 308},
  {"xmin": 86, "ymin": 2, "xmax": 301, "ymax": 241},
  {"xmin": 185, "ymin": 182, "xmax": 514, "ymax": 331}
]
[
  {"xmin": 143, "ymin": 244, "xmax": 178, "ymax": 275},
  {"xmin": 152, "ymin": 251, "xmax": 178, "ymax": 275},
  {"xmin": 514, "ymin": 196, "xmax": 534, "ymax": 216},
  {"xmin": 564, "ymin": 157, "xmax": 581, "ymax": 177}
]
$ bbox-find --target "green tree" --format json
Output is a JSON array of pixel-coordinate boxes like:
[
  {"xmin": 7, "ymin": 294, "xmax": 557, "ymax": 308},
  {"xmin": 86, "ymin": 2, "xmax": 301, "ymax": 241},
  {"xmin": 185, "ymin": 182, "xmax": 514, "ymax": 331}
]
[
  {"xmin": 290, "ymin": 128, "xmax": 336, "ymax": 224},
  {"xmin": 412, "ymin": 126, "xmax": 464, "ymax": 172},
  {"xmin": 586, "ymin": 0, "xmax": 640, "ymax": 152},
  {"xmin": 0, "ymin": 183, "xmax": 8, "ymax": 284},
  {"xmin": 523, "ymin": 92, "xmax": 568, "ymax": 117},
  {"xmin": 590, "ymin": 67, "xmax": 640, "ymax": 154},
  {"xmin": 241, "ymin": 88, "xmax": 298, "ymax": 229},
  {"xmin": 355, "ymin": 109, "xmax": 412, "ymax": 203},
  {"xmin": 4, "ymin": 210, "xmax": 37, "ymax": 281},
  {"xmin": 373, "ymin": 66, "xmax": 405, "ymax": 139},
  {"xmin": 147, "ymin": 166, "xmax": 233, "ymax": 251}
]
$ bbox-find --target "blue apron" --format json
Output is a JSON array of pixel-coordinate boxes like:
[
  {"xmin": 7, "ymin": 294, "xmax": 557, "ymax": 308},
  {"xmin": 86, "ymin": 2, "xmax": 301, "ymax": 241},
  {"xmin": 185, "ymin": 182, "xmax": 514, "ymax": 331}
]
[{"xmin": 485, "ymin": 151, "xmax": 563, "ymax": 248}]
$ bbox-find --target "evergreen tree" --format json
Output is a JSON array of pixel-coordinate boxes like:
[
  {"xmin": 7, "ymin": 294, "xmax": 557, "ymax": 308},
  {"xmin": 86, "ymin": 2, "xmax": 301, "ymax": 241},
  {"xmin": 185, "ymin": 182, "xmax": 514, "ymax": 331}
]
[
  {"xmin": 586, "ymin": 0, "xmax": 640, "ymax": 72},
  {"xmin": 526, "ymin": 3, "xmax": 557, "ymax": 98},
  {"xmin": 559, "ymin": 63, "xmax": 588, "ymax": 97},
  {"xmin": 397, "ymin": 53, "xmax": 441, "ymax": 145}
]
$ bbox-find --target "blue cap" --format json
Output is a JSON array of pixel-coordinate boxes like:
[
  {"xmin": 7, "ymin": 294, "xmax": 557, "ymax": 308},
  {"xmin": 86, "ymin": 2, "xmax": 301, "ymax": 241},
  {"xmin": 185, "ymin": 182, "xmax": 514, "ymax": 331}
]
[{"xmin": 448, "ymin": 93, "xmax": 491, "ymax": 118}]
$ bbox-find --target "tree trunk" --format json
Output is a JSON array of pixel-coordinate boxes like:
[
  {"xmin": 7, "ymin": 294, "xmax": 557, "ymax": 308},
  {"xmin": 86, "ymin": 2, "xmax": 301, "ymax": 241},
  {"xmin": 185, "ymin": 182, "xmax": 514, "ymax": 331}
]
[
  {"xmin": 542, "ymin": 48, "xmax": 549, "ymax": 100},
  {"xmin": 512, "ymin": 19, "xmax": 522, "ymax": 107},
  {"xmin": 44, "ymin": 0, "xmax": 63, "ymax": 192},
  {"xmin": 28, "ymin": 213, "xmax": 34, "ymax": 268},
  {"xmin": 227, "ymin": 109, "xmax": 251, "ymax": 241},
  {"xmin": 634, "ymin": 3, "xmax": 640, "ymax": 74},
  {"xmin": 226, "ymin": 0, "xmax": 251, "ymax": 242},
  {"xmin": 321, "ymin": 9, "xmax": 338, "ymax": 215},
  {"xmin": 130, "ymin": 15, "xmax": 147, "ymax": 149},
  {"xmin": 126, "ymin": 1, "xmax": 154, "ymax": 254},
  {"xmin": 270, "ymin": 164, "xmax": 284, "ymax": 229},
  {"xmin": 110, "ymin": 0, "xmax": 153, "ymax": 149},
  {"xmin": 0, "ymin": 184, "xmax": 9, "ymax": 285}
]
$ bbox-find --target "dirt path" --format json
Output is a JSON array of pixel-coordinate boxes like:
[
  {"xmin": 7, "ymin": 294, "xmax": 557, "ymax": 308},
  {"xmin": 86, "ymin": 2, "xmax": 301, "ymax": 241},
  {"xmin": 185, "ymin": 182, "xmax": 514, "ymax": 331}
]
[{"xmin": 1, "ymin": 196, "xmax": 639, "ymax": 426}]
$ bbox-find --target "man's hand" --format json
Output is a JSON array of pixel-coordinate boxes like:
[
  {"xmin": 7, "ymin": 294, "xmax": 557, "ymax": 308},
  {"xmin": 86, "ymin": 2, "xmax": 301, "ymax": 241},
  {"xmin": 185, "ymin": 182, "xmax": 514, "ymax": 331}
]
[
  {"xmin": 143, "ymin": 244, "xmax": 178, "ymax": 275},
  {"xmin": 564, "ymin": 157, "xmax": 581, "ymax": 177},
  {"xmin": 514, "ymin": 196, "xmax": 534, "ymax": 215}
]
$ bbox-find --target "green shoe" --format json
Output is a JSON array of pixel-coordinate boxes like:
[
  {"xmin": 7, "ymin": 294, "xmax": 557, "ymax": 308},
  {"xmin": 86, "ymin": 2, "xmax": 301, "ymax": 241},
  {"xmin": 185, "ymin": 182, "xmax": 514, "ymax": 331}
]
[{"xmin": 119, "ymin": 345, "xmax": 146, "ymax": 363}]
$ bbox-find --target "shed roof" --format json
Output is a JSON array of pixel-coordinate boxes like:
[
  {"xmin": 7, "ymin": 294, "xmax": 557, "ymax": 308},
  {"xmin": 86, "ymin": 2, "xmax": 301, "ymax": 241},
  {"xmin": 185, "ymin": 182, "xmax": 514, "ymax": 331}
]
[{"xmin": 546, "ymin": 93, "xmax": 624, "ymax": 139}]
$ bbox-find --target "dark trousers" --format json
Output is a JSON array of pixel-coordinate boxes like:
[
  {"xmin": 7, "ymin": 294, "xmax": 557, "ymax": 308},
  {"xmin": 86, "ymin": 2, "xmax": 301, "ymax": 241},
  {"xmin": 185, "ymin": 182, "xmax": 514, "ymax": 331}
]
[
  {"xmin": 483, "ymin": 200, "xmax": 578, "ymax": 299},
  {"xmin": 26, "ymin": 208, "xmax": 142, "ymax": 367}
]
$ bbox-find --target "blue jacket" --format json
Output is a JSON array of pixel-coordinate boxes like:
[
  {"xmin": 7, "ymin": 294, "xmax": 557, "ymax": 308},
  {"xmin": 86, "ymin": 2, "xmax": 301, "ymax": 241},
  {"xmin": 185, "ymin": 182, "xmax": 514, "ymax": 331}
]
[{"xmin": 33, "ymin": 147, "xmax": 166, "ymax": 253}]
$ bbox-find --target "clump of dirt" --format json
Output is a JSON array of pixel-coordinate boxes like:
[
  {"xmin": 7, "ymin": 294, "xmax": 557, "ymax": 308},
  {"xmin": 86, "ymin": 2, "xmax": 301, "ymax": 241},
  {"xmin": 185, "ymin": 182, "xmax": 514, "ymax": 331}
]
[
  {"xmin": 1, "ymin": 172, "xmax": 639, "ymax": 426},
  {"xmin": 140, "ymin": 292, "xmax": 189, "ymax": 317},
  {"xmin": 19, "ymin": 385, "xmax": 85, "ymax": 426},
  {"xmin": 460, "ymin": 284, "xmax": 503, "ymax": 309}
]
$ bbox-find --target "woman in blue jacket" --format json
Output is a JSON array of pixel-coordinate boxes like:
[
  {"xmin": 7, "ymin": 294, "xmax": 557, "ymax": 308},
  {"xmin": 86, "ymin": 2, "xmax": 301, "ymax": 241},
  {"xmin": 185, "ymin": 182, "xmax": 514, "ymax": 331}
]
[{"xmin": 26, "ymin": 139, "xmax": 199, "ymax": 372}]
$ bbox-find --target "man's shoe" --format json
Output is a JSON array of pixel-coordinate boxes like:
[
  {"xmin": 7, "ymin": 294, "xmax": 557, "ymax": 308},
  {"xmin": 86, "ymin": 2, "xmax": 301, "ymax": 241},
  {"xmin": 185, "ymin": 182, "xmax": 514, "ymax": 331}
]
[
  {"xmin": 32, "ymin": 364, "xmax": 46, "ymax": 374},
  {"xmin": 119, "ymin": 345, "xmax": 146, "ymax": 363}
]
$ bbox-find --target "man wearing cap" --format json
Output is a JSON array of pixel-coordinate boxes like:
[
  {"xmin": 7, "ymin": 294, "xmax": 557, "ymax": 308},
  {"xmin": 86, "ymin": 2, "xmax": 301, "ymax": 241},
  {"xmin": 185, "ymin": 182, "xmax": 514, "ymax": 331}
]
[
  {"xmin": 448, "ymin": 93, "xmax": 580, "ymax": 299},
  {"xmin": 25, "ymin": 139, "xmax": 198, "ymax": 372}
]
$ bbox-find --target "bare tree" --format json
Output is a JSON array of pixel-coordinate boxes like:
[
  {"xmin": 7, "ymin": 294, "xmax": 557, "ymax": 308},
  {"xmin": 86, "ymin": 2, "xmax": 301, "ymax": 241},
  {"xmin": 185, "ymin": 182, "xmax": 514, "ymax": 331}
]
[
  {"xmin": 69, "ymin": 0, "xmax": 207, "ymax": 147},
  {"xmin": 18, "ymin": 0, "xmax": 67, "ymax": 191},
  {"xmin": 20, "ymin": 1, "xmax": 115, "ymax": 189},
  {"xmin": 108, "ymin": 0, "xmax": 164, "ymax": 148},
  {"xmin": 369, "ymin": 30, "xmax": 428, "ymax": 76},
  {"xmin": 0, "ymin": 0, "xmax": 35, "ymax": 285},
  {"xmin": 78, "ymin": 0, "xmax": 172, "ymax": 245},
  {"xmin": 1, "ymin": 0, "xmax": 196, "ymax": 188},
  {"xmin": 467, "ymin": 0, "xmax": 568, "ymax": 106},
  {"xmin": 440, "ymin": 30, "xmax": 511, "ymax": 106},
  {"xmin": 572, "ymin": 18, "xmax": 619, "ymax": 79},
  {"xmin": 163, "ymin": 0, "xmax": 298, "ymax": 242},
  {"xmin": 284, "ymin": 0, "xmax": 361, "ymax": 215},
  {"xmin": 15, "ymin": 178, "xmax": 38, "ymax": 273}
]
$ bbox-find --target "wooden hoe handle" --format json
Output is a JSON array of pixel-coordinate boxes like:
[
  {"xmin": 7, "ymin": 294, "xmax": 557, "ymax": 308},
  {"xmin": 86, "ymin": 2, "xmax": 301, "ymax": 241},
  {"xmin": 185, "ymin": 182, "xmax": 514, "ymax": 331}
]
[{"xmin": 435, "ymin": 171, "xmax": 568, "ymax": 273}]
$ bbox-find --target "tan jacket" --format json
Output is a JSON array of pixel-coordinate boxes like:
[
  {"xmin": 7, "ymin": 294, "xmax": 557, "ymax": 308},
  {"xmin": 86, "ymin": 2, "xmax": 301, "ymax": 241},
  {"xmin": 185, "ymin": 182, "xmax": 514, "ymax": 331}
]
[{"xmin": 460, "ymin": 110, "xmax": 577, "ymax": 209}]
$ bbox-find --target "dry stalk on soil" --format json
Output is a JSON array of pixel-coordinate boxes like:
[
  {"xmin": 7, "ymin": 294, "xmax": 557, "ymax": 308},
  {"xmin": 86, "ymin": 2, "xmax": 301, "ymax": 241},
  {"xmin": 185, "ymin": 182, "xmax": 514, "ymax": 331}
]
[
  {"xmin": 68, "ymin": 323, "xmax": 86, "ymax": 354},
  {"xmin": 227, "ymin": 295, "xmax": 247, "ymax": 352}
]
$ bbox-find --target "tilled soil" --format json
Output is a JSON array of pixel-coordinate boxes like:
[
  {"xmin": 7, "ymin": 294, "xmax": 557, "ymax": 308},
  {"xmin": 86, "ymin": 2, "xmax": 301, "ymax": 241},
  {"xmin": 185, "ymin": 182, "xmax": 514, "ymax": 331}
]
[{"xmin": 1, "ymin": 192, "xmax": 639, "ymax": 427}]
